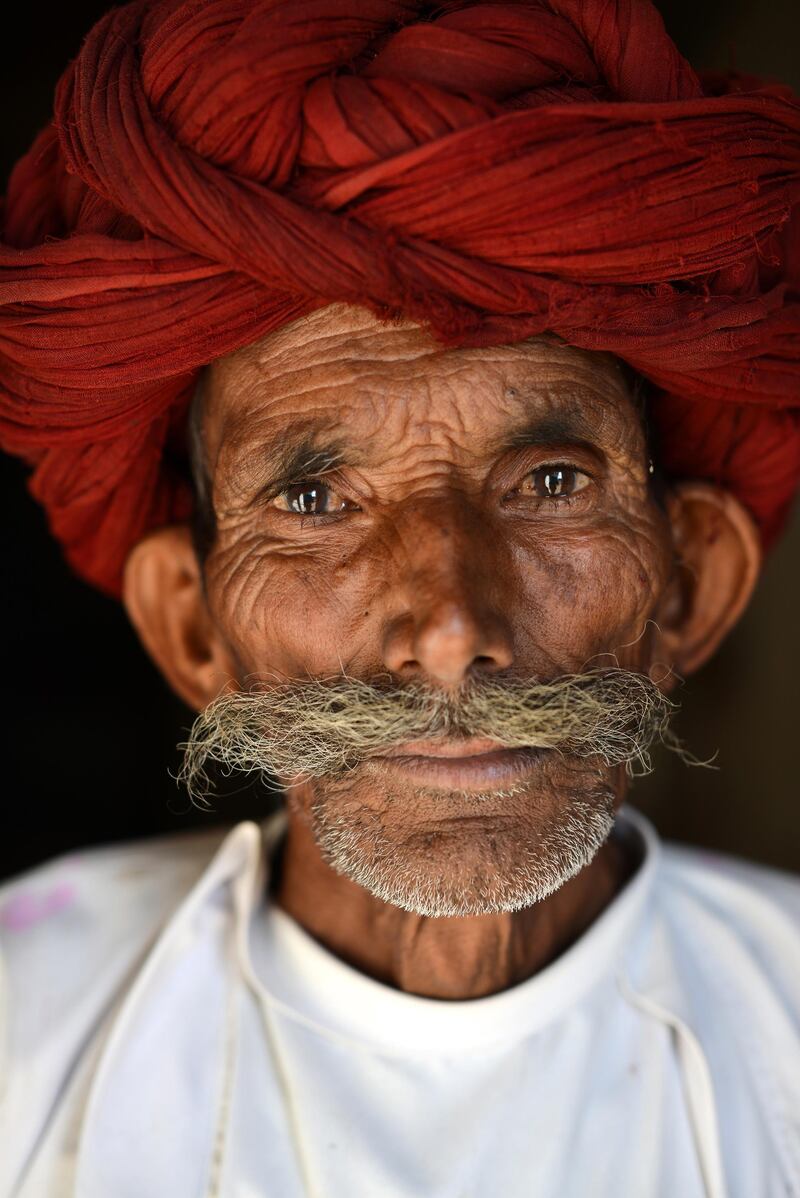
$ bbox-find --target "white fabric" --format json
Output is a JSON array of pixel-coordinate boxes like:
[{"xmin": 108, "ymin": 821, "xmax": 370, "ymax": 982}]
[{"xmin": 0, "ymin": 807, "xmax": 798, "ymax": 1198}]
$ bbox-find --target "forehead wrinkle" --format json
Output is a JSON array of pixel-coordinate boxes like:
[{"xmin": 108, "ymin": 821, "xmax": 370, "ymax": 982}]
[
  {"xmin": 247, "ymin": 349, "xmax": 468, "ymax": 412},
  {"xmin": 246, "ymin": 320, "xmax": 561, "ymax": 403},
  {"xmin": 248, "ymin": 304, "xmax": 428, "ymax": 368},
  {"xmin": 254, "ymin": 336, "xmax": 444, "ymax": 378},
  {"xmin": 250, "ymin": 325, "xmax": 448, "ymax": 390}
]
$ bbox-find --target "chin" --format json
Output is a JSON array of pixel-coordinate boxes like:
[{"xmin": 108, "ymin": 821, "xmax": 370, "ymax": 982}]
[{"xmin": 309, "ymin": 769, "xmax": 618, "ymax": 918}]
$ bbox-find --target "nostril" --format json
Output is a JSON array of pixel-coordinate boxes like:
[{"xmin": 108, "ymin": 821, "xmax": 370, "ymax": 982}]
[{"xmin": 472, "ymin": 651, "xmax": 512, "ymax": 674}]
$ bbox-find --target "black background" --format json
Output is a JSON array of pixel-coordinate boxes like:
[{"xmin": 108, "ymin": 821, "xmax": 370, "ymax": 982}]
[{"xmin": 2, "ymin": 1, "xmax": 798, "ymax": 881}]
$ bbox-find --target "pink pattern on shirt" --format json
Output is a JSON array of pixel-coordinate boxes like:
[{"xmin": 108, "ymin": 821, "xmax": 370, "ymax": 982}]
[{"xmin": 0, "ymin": 881, "xmax": 76, "ymax": 931}]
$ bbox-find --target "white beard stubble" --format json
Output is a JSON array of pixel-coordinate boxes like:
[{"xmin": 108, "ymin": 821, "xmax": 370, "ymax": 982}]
[{"xmin": 304, "ymin": 780, "xmax": 617, "ymax": 918}]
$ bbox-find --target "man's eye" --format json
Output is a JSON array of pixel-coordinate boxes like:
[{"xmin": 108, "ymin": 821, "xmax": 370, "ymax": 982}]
[
  {"xmin": 272, "ymin": 481, "xmax": 348, "ymax": 515},
  {"xmin": 517, "ymin": 464, "xmax": 591, "ymax": 500}
]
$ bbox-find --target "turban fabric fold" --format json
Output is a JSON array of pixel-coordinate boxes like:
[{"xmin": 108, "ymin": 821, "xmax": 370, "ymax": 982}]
[{"xmin": 1, "ymin": 0, "xmax": 799, "ymax": 594}]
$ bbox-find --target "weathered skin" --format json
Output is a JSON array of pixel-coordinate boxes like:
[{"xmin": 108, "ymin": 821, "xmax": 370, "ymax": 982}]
[{"xmin": 124, "ymin": 305, "xmax": 760, "ymax": 999}]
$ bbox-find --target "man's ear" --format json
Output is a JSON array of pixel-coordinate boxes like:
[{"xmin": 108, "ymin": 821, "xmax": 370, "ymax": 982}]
[
  {"xmin": 654, "ymin": 482, "xmax": 761, "ymax": 679},
  {"xmin": 123, "ymin": 525, "xmax": 238, "ymax": 711}
]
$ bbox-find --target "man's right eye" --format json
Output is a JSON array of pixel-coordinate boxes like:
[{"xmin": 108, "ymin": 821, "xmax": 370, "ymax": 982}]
[{"xmin": 272, "ymin": 480, "xmax": 349, "ymax": 515}]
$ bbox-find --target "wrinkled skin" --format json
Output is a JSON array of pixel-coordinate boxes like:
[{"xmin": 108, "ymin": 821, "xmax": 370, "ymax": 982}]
[{"xmin": 125, "ymin": 305, "xmax": 759, "ymax": 998}]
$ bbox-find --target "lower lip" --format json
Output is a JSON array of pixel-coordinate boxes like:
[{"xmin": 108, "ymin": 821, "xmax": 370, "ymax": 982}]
[{"xmin": 368, "ymin": 747, "xmax": 546, "ymax": 791}]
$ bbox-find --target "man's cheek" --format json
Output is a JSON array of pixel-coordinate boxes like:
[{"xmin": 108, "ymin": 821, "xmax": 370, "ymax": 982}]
[
  {"xmin": 511, "ymin": 522, "xmax": 667, "ymax": 669},
  {"xmin": 207, "ymin": 540, "xmax": 369, "ymax": 678}
]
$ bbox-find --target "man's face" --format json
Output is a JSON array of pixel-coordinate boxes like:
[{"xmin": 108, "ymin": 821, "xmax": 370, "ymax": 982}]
[{"xmin": 196, "ymin": 305, "xmax": 674, "ymax": 913}]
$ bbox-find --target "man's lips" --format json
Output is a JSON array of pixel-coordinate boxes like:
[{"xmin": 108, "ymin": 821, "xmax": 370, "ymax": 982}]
[
  {"xmin": 370, "ymin": 738, "xmax": 546, "ymax": 791},
  {"xmin": 378, "ymin": 736, "xmax": 509, "ymax": 759}
]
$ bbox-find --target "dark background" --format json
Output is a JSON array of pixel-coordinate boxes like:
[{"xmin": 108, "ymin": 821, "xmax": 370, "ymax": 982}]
[{"xmin": 1, "ymin": 1, "xmax": 798, "ymax": 881}]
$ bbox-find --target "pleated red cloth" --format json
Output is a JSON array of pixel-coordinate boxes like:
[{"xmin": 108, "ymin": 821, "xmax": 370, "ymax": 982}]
[{"xmin": 1, "ymin": 0, "xmax": 799, "ymax": 594}]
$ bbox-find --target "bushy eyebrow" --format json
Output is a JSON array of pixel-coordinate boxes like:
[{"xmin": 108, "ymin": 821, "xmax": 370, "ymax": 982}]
[
  {"xmin": 275, "ymin": 439, "xmax": 346, "ymax": 487},
  {"xmin": 234, "ymin": 426, "xmax": 350, "ymax": 501},
  {"xmin": 492, "ymin": 400, "xmax": 610, "ymax": 464},
  {"xmin": 502, "ymin": 410, "xmax": 596, "ymax": 452}
]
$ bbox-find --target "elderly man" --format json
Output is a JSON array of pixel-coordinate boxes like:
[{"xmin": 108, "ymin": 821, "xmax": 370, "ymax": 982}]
[{"xmin": 1, "ymin": 1, "xmax": 799, "ymax": 1195}]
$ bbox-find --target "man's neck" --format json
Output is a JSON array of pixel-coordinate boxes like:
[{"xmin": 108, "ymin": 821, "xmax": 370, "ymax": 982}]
[{"xmin": 272, "ymin": 809, "xmax": 635, "ymax": 1001}]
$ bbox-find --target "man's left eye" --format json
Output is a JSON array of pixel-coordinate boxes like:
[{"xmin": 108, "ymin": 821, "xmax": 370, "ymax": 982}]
[
  {"xmin": 272, "ymin": 480, "xmax": 349, "ymax": 515},
  {"xmin": 517, "ymin": 464, "xmax": 591, "ymax": 500}
]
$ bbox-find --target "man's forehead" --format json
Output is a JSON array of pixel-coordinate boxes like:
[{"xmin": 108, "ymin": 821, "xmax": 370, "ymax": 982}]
[{"xmin": 206, "ymin": 303, "xmax": 637, "ymax": 455}]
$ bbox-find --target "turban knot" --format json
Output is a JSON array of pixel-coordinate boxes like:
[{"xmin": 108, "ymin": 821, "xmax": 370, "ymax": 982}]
[{"xmin": 1, "ymin": 0, "xmax": 799, "ymax": 593}]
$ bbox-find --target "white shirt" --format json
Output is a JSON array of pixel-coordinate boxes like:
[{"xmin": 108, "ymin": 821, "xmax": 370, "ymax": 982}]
[{"xmin": 0, "ymin": 808, "xmax": 798, "ymax": 1198}]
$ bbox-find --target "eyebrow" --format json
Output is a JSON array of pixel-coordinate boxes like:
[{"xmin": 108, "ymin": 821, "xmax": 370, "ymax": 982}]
[
  {"xmin": 499, "ymin": 408, "xmax": 599, "ymax": 455},
  {"xmin": 235, "ymin": 427, "xmax": 351, "ymax": 501}
]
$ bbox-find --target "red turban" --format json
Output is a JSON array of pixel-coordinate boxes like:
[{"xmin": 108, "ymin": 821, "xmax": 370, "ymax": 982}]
[{"xmin": 1, "ymin": 0, "xmax": 799, "ymax": 595}]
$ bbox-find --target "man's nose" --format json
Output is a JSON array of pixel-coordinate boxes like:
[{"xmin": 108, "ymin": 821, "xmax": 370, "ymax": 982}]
[{"xmin": 380, "ymin": 497, "xmax": 514, "ymax": 688}]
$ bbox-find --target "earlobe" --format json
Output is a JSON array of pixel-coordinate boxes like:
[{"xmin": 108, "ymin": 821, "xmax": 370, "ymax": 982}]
[
  {"xmin": 655, "ymin": 482, "xmax": 761, "ymax": 678},
  {"xmin": 122, "ymin": 525, "xmax": 238, "ymax": 710}
]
